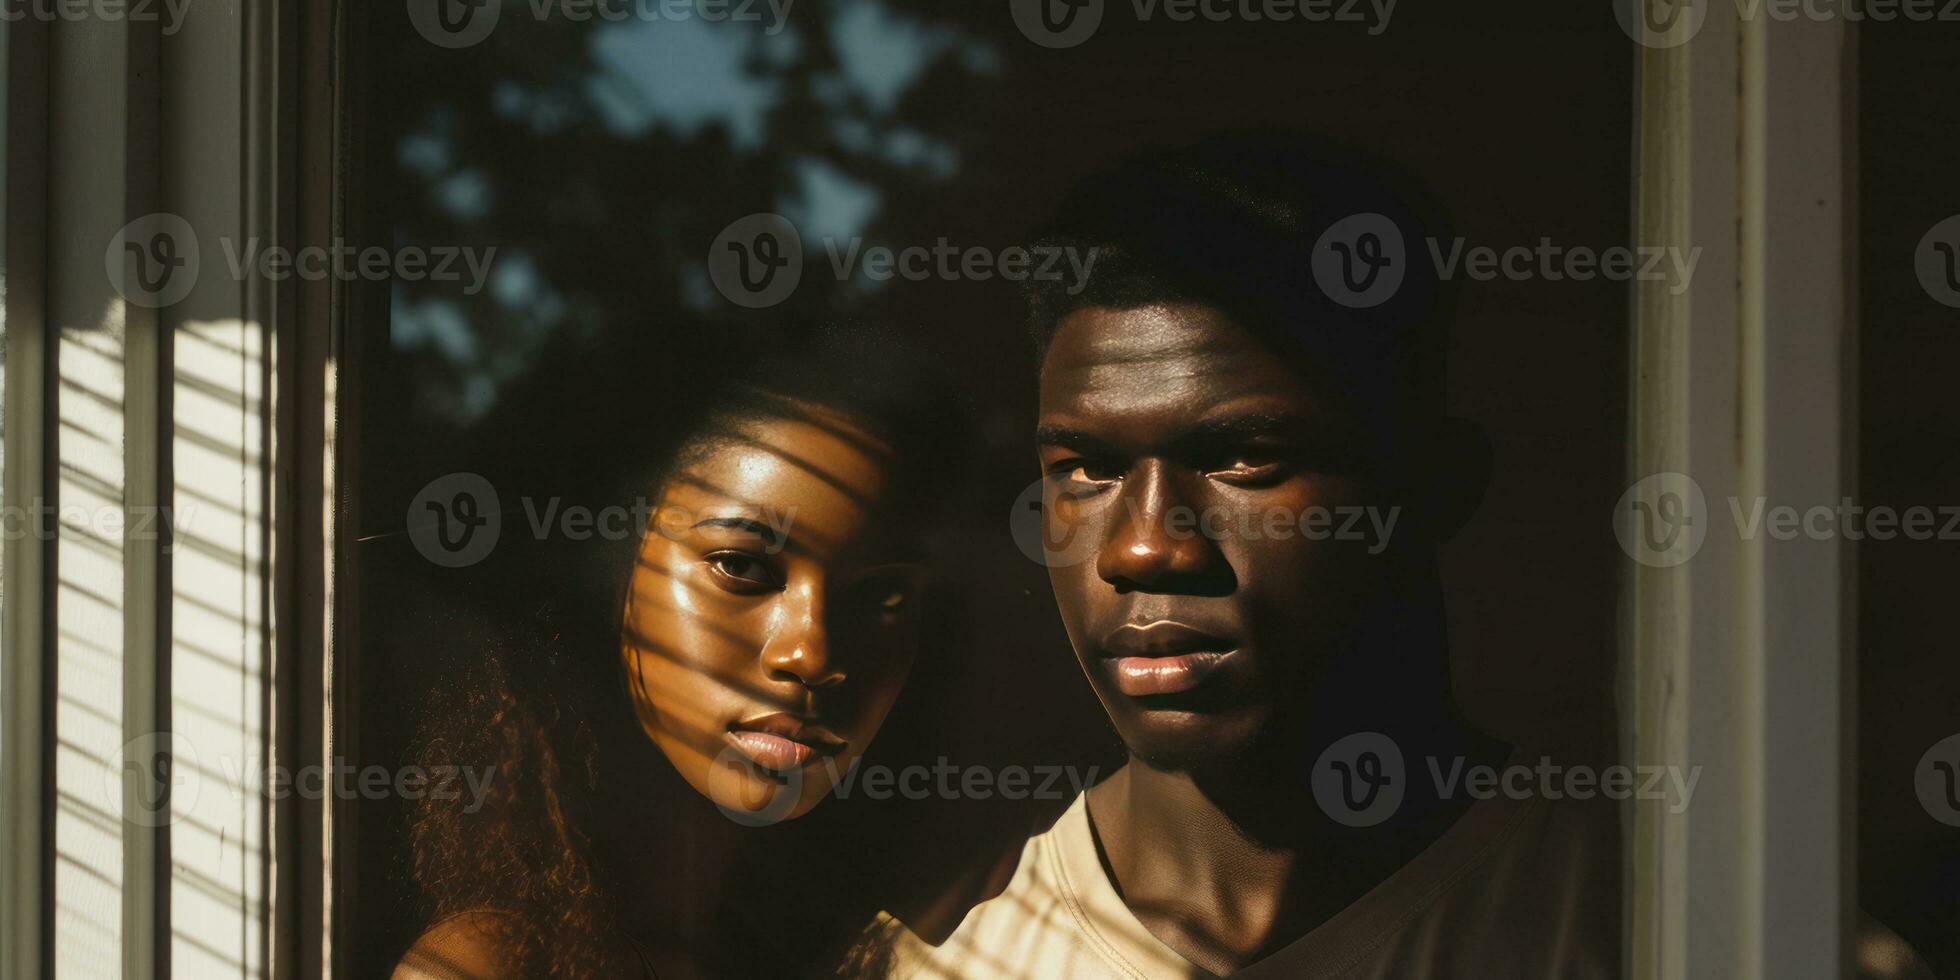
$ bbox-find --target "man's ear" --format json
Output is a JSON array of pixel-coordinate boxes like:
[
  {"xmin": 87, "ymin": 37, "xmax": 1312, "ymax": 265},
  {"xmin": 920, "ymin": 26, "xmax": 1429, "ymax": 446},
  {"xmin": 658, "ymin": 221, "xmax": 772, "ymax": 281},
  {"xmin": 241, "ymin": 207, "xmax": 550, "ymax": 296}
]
[{"xmin": 1423, "ymin": 417, "xmax": 1491, "ymax": 541}]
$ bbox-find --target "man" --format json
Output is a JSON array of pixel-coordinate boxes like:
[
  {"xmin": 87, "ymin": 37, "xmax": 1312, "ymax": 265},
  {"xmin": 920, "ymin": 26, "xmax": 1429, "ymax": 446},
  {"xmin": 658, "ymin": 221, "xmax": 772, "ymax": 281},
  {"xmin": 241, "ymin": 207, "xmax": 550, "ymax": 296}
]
[
  {"xmin": 879, "ymin": 133, "xmax": 1929, "ymax": 978},
  {"xmin": 879, "ymin": 132, "xmax": 1619, "ymax": 978}
]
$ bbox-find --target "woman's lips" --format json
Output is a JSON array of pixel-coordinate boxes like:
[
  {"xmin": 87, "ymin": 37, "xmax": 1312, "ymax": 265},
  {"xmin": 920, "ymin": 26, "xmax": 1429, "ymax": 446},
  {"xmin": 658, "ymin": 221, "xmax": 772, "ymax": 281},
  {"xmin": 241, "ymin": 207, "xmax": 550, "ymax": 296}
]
[
  {"xmin": 1107, "ymin": 650, "xmax": 1233, "ymax": 697},
  {"xmin": 726, "ymin": 730, "xmax": 818, "ymax": 772},
  {"xmin": 724, "ymin": 713, "xmax": 844, "ymax": 773}
]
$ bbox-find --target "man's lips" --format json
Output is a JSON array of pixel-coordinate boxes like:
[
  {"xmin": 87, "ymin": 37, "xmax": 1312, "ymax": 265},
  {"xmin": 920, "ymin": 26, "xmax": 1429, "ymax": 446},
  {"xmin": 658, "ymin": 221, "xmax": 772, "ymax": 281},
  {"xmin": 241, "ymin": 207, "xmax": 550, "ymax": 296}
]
[
  {"xmin": 725, "ymin": 713, "xmax": 844, "ymax": 773},
  {"xmin": 1108, "ymin": 651, "xmax": 1234, "ymax": 696},
  {"xmin": 1100, "ymin": 621, "xmax": 1237, "ymax": 698}
]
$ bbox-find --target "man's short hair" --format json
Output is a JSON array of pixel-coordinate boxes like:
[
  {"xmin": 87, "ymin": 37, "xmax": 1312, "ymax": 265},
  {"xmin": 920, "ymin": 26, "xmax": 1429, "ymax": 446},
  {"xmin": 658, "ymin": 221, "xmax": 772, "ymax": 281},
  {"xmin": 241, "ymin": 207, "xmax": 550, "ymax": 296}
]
[{"xmin": 1023, "ymin": 130, "xmax": 1457, "ymax": 434}]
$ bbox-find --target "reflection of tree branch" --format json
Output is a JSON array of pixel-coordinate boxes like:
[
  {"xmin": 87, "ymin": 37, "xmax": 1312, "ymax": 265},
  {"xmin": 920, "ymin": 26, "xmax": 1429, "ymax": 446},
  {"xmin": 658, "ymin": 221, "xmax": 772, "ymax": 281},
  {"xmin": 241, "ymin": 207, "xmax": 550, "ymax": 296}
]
[{"xmin": 383, "ymin": 1, "xmax": 996, "ymax": 426}]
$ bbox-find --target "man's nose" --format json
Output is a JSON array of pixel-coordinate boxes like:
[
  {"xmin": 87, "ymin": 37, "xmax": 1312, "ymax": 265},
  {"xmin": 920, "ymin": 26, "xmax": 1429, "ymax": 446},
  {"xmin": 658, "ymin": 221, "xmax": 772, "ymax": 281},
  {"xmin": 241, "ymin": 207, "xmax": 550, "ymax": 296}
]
[
  {"xmin": 1096, "ymin": 461, "xmax": 1231, "ymax": 593},
  {"xmin": 760, "ymin": 581, "xmax": 846, "ymax": 688}
]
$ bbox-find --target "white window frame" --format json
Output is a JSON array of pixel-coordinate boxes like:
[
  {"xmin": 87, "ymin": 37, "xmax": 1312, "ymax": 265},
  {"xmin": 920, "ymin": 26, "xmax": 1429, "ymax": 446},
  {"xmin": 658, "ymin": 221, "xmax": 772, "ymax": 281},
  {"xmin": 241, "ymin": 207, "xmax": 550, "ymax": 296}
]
[
  {"xmin": 0, "ymin": 0, "xmax": 340, "ymax": 976},
  {"xmin": 1622, "ymin": 4, "xmax": 1857, "ymax": 978}
]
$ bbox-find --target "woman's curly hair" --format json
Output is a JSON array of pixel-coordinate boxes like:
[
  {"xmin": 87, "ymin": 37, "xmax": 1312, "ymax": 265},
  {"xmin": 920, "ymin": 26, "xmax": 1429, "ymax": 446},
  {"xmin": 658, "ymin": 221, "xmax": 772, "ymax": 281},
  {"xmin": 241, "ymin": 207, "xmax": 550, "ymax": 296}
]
[{"xmin": 407, "ymin": 632, "xmax": 623, "ymax": 977}]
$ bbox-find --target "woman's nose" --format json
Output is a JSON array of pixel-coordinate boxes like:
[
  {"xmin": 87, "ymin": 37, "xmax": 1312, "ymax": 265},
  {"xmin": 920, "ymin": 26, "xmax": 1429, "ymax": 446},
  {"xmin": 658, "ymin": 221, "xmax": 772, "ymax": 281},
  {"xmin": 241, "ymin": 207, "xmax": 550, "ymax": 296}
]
[{"xmin": 760, "ymin": 580, "xmax": 845, "ymax": 688}]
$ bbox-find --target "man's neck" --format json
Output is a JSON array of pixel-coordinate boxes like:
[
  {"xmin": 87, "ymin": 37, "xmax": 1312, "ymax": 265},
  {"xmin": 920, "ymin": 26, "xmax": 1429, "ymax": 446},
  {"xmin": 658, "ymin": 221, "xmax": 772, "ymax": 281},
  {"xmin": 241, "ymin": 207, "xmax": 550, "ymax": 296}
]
[{"xmin": 1085, "ymin": 714, "xmax": 1506, "ymax": 974}]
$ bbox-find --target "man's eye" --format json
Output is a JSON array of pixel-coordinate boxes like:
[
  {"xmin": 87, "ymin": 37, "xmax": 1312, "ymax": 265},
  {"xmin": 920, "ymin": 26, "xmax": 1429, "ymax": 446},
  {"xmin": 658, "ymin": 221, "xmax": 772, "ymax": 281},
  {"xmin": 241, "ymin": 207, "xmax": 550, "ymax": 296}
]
[
  {"xmin": 1207, "ymin": 453, "xmax": 1288, "ymax": 484},
  {"xmin": 1049, "ymin": 459, "xmax": 1123, "ymax": 488},
  {"xmin": 705, "ymin": 552, "xmax": 782, "ymax": 594}
]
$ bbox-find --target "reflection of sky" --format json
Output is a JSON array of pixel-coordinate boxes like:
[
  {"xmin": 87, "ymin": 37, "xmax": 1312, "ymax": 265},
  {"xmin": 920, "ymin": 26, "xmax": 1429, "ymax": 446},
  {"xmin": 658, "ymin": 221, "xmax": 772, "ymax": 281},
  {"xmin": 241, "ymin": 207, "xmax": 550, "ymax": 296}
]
[
  {"xmin": 787, "ymin": 156, "xmax": 878, "ymax": 246},
  {"xmin": 581, "ymin": 0, "xmax": 983, "ymax": 237},
  {"xmin": 392, "ymin": 0, "xmax": 994, "ymax": 421},
  {"xmin": 584, "ymin": 7, "xmax": 884, "ymax": 243},
  {"xmin": 588, "ymin": 15, "xmax": 782, "ymax": 148},
  {"xmin": 828, "ymin": 1, "xmax": 964, "ymax": 114}
]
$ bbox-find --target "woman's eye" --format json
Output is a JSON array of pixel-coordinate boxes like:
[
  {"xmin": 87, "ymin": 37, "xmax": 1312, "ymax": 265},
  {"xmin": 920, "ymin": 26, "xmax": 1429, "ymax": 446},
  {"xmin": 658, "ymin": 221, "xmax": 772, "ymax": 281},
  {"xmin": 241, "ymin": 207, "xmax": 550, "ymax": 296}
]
[
  {"xmin": 869, "ymin": 590, "xmax": 910, "ymax": 624},
  {"xmin": 705, "ymin": 552, "xmax": 781, "ymax": 594},
  {"xmin": 850, "ymin": 567, "xmax": 925, "ymax": 625},
  {"xmin": 859, "ymin": 580, "xmax": 911, "ymax": 617}
]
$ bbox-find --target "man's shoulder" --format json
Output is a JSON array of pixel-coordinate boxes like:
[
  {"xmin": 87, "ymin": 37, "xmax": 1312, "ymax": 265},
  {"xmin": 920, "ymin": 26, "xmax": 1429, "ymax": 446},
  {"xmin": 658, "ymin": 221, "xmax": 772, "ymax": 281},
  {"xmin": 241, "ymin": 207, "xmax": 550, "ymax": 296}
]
[
  {"xmin": 1264, "ymin": 757, "xmax": 1627, "ymax": 978},
  {"xmin": 899, "ymin": 794, "xmax": 1073, "ymax": 934},
  {"xmin": 879, "ymin": 793, "xmax": 1119, "ymax": 979}
]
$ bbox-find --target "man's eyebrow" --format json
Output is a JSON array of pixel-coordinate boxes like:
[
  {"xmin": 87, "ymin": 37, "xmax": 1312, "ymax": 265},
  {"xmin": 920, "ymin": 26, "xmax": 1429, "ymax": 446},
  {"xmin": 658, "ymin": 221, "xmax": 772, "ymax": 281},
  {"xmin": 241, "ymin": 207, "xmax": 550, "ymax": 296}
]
[
  {"xmin": 1037, "ymin": 415, "xmax": 1319, "ymax": 452},
  {"xmin": 1178, "ymin": 413, "xmax": 1316, "ymax": 445},
  {"xmin": 1036, "ymin": 413, "xmax": 1359, "ymax": 466},
  {"xmin": 1034, "ymin": 425, "xmax": 1117, "ymax": 455},
  {"xmin": 691, "ymin": 516, "xmax": 785, "ymax": 547}
]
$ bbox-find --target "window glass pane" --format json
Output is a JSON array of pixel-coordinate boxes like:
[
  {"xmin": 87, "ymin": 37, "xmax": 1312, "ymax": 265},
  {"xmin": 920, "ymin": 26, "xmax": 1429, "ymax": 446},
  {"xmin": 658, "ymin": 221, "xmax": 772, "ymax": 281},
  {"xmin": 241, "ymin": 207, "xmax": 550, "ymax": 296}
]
[
  {"xmin": 1857, "ymin": 19, "xmax": 1960, "ymax": 978},
  {"xmin": 350, "ymin": 6, "xmax": 1632, "ymax": 976}
]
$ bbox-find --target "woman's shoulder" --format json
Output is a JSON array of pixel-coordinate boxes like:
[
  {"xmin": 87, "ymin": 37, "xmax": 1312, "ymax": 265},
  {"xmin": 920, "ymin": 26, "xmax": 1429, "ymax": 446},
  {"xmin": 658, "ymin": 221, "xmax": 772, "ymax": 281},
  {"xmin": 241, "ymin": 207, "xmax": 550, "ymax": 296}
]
[{"xmin": 393, "ymin": 911, "xmax": 522, "ymax": 980}]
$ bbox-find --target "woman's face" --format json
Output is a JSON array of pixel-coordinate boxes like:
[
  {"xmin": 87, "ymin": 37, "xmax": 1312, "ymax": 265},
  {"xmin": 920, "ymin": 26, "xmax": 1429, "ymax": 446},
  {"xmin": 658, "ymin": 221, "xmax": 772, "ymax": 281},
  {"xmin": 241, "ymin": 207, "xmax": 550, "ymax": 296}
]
[{"xmin": 621, "ymin": 407, "xmax": 927, "ymax": 822}]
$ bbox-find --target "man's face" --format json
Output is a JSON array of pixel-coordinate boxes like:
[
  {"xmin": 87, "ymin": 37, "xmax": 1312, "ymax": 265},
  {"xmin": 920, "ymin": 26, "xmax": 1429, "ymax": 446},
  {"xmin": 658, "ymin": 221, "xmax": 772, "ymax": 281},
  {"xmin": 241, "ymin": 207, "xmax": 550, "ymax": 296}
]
[{"xmin": 1036, "ymin": 303, "xmax": 1392, "ymax": 769}]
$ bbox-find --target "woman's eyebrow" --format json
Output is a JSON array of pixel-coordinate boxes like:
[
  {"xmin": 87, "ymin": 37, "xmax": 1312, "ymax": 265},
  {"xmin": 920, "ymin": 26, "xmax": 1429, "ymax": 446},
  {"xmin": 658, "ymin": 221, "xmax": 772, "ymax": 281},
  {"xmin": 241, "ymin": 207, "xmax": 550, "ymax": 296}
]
[{"xmin": 690, "ymin": 516, "xmax": 786, "ymax": 548}]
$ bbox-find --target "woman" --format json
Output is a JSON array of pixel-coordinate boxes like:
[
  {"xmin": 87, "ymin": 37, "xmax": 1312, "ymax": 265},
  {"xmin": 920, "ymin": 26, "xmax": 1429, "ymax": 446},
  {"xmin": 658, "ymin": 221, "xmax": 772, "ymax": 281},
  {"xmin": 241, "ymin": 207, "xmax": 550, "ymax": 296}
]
[{"xmin": 393, "ymin": 333, "xmax": 954, "ymax": 977}]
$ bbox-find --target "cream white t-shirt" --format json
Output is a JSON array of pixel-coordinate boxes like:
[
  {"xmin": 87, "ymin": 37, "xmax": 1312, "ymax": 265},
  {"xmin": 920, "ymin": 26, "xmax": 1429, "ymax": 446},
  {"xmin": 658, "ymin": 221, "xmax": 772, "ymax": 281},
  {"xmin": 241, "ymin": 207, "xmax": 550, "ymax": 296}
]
[{"xmin": 882, "ymin": 776, "xmax": 1622, "ymax": 979}]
